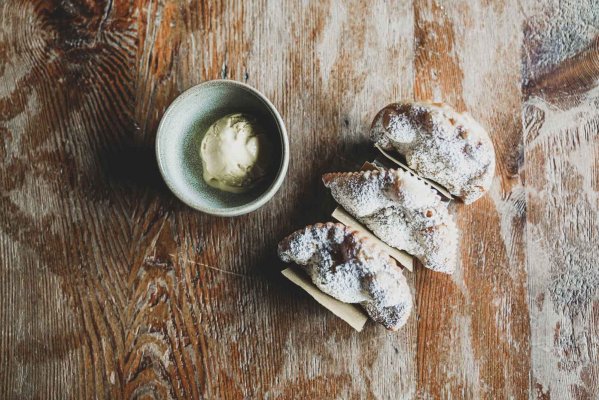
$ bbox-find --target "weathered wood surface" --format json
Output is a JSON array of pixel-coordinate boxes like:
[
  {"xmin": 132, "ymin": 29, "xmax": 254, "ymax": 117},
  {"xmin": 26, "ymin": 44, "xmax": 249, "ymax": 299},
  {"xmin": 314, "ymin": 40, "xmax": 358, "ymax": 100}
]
[
  {"xmin": 0, "ymin": 1, "xmax": 597, "ymax": 399},
  {"xmin": 413, "ymin": 1, "xmax": 530, "ymax": 398},
  {"xmin": 523, "ymin": 2, "xmax": 599, "ymax": 399}
]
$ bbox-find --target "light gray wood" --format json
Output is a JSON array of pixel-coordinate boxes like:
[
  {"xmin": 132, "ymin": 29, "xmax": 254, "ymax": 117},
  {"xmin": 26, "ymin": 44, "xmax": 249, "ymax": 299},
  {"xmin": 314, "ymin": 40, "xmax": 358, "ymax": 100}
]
[{"xmin": 522, "ymin": 1, "xmax": 599, "ymax": 398}]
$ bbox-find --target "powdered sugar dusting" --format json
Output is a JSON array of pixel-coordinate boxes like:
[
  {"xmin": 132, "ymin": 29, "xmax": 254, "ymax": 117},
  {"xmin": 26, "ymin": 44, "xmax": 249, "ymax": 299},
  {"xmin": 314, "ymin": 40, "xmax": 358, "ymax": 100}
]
[
  {"xmin": 278, "ymin": 222, "xmax": 413, "ymax": 330},
  {"xmin": 323, "ymin": 169, "xmax": 458, "ymax": 273},
  {"xmin": 370, "ymin": 101, "xmax": 495, "ymax": 204}
]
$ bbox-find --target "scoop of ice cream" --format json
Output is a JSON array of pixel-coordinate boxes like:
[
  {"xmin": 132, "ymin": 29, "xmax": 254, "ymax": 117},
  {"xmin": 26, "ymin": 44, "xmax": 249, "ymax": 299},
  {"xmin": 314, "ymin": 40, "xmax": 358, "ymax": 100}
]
[{"xmin": 200, "ymin": 113, "xmax": 272, "ymax": 193}]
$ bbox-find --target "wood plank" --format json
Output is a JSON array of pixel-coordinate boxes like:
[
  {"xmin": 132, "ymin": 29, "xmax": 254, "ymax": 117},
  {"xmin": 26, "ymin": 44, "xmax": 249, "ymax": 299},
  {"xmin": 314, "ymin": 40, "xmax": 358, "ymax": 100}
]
[
  {"xmin": 412, "ymin": 1, "xmax": 531, "ymax": 398},
  {"xmin": 0, "ymin": 0, "xmax": 417, "ymax": 398},
  {"xmin": 133, "ymin": 0, "xmax": 418, "ymax": 397},
  {"xmin": 522, "ymin": 1, "xmax": 599, "ymax": 398},
  {"xmin": 0, "ymin": 1, "xmax": 137, "ymax": 398}
]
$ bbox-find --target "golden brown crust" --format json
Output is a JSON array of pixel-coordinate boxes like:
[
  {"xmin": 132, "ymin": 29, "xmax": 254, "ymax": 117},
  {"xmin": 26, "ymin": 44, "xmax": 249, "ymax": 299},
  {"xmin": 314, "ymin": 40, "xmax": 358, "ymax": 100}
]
[
  {"xmin": 370, "ymin": 101, "xmax": 495, "ymax": 204},
  {"xmin": 322, "ymin": 168, "xmax": 458, "ymax": 273},
  {"xmin": 278, "ymin": 222, "xmax": 412, "ymax": 330}
]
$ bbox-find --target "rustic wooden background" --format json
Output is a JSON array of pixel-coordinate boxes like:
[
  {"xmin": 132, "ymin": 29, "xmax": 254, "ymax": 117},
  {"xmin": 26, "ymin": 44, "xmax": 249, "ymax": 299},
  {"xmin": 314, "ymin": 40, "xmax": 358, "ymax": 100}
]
[{"xmin": 1, "ymin": 0, "xmax": 598, "ymax": 399}]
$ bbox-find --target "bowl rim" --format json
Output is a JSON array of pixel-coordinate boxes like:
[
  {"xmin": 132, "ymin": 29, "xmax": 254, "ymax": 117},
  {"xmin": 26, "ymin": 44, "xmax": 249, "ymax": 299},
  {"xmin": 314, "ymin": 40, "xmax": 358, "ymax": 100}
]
[{"xmin": 155, "ymin": 79, "xmax": 289, "ymax": 217}]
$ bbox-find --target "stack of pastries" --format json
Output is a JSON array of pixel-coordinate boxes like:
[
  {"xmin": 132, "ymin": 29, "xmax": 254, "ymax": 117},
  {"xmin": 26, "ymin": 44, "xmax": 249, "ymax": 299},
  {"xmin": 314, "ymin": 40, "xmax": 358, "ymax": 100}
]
[{"xmin": 279, "ymin": 101, "xmax": 496, "ymax": 330}]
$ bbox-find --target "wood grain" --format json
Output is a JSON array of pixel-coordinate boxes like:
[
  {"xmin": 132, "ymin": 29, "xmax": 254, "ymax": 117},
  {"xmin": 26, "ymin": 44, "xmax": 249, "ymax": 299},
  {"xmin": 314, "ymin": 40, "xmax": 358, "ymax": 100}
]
[
  {"xmin": 522, "ymin": 1, "xmax": 599, "ymax": 398},
  {"xmin": 132, "ymin": 1, "xmax": 417, "ymax": 398},
  {"xmin": 413, "ymin": 1, "xmax": 530, "ymax": 398},
  {"xmin": 2, "ymin": 0, "xmax": 417, "ymax": 398},
  {"xmin": 1, "ymin": 1, "xmax": 137, "ymax": 398},
  {"xmin": 0, "ymin": 0, "xmax": 597, "ymax": 399}
]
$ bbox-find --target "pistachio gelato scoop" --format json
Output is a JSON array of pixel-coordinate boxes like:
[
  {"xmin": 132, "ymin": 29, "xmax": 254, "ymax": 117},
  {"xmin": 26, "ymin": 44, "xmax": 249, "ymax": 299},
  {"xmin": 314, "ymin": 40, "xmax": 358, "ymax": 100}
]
[{"xmin": 200, "ymin": 113, "xmax": 272, "ymax": 193}]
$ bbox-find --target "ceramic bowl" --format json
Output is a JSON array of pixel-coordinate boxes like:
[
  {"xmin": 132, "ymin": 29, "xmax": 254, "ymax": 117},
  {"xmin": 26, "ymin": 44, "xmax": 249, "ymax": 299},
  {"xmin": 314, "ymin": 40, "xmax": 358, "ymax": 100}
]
[{"xmin": 155, "ymin": 80, "xmax": 289, "ymax": 216}]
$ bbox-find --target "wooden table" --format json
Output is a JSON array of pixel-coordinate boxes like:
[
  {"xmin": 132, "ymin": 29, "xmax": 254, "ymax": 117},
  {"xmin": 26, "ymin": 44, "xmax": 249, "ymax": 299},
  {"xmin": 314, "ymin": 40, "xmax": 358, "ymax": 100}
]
[{"xmin": 1, "ymin": 1, "xmax": 597, "ymax": 399}]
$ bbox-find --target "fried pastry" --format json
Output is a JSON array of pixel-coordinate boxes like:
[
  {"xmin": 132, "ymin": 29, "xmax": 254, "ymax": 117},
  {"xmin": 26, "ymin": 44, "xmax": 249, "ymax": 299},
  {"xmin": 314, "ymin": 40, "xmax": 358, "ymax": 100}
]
[
  {"xmin": 323, "ymin": 169, "xmax": 458, "ymax": 273},
  {"xmin": 278, "ymin": 222, "xmax": 412, "ymax": 330},
  {"xmin": 370, "ymin": 101, "xmax": 495, "ymax": 204}
]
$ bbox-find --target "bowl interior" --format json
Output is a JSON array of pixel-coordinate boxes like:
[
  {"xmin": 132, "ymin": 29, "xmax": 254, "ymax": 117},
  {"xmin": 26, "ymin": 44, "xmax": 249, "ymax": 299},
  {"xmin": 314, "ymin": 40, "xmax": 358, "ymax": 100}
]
[{"xmin": 156, "ymin": 81, "xmax": 286, "ymax": 215}]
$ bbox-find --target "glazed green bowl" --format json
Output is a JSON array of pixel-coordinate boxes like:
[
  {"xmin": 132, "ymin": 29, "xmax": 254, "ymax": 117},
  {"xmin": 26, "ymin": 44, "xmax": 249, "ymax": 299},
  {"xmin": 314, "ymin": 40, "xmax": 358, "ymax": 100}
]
[{"xmin": 155, "ymin": 80, "xmax": 289, "ymax": 216}]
